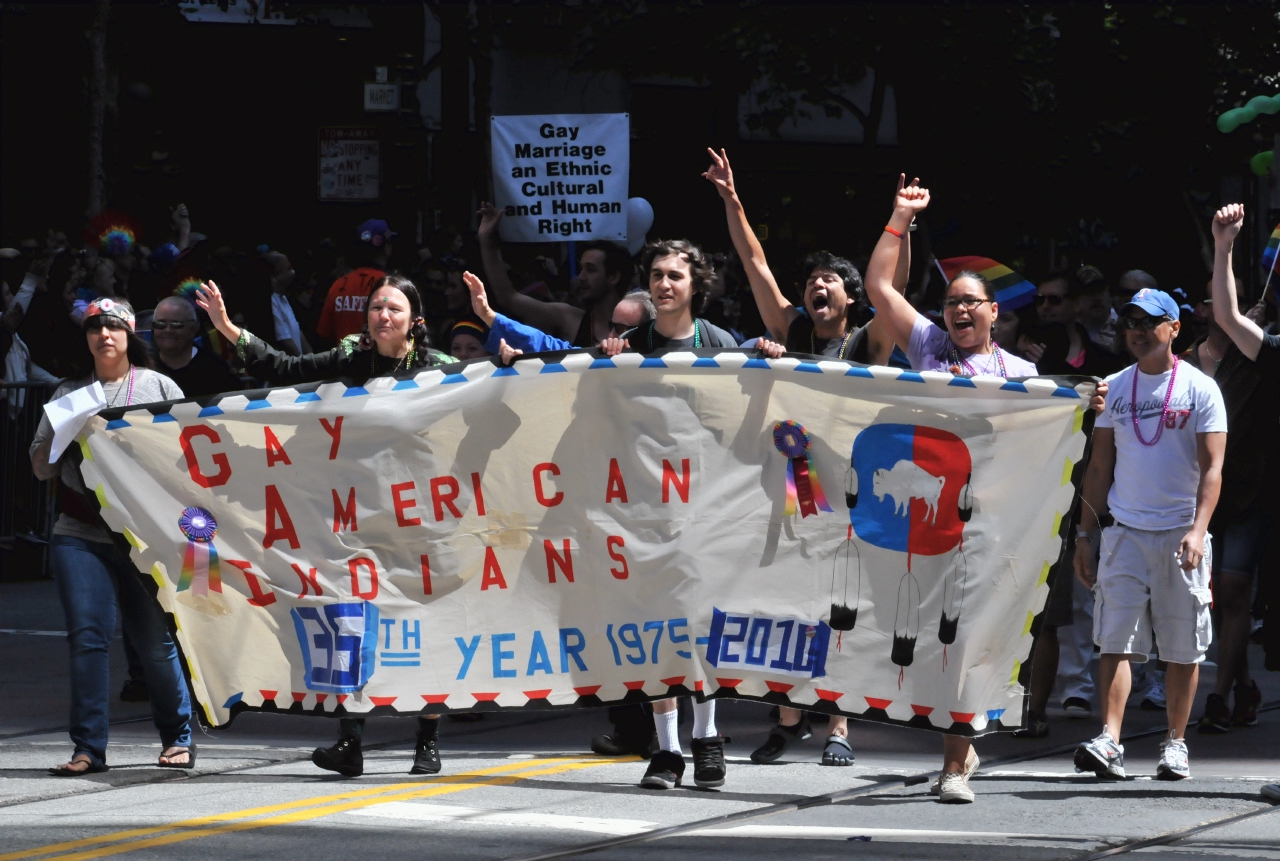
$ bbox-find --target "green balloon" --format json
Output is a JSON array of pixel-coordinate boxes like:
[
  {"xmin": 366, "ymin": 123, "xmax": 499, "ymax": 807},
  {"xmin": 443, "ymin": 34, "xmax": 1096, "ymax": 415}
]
[
  {"xmin": 1251, "ymin": 151, "xmax": 1275, "ymax": 176},
  {"xmin": 1217, "ymin": 93, "xmax": 1280, "ymax": 133}
]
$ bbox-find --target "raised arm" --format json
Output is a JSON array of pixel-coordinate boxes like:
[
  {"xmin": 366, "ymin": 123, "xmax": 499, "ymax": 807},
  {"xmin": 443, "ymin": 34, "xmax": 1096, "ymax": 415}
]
[
  {"xmin": 864, "ymin": 179, "xmax": 931, "ymax": 352},
  {"xmin": 702, "ymin": 148, "xmax": 796, "ymax": 341},
  {"xmin": 863, "ymin": 175, "xmax": 913, "ymax": 364},
  {"xmin": 1209, "ymin": 204, "xmax": 1263, "ymax": 361},
  {"xmin": 476, "ymin": 202, "xmax": 581, "ymax": 342}
]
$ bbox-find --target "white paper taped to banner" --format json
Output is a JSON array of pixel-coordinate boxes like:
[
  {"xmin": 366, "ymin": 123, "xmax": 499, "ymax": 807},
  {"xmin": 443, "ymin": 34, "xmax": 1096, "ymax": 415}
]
[
  {"xmin": 77, "ymin": 353, "xmax": 1091, "ymax": 734},
  {"xmin": 490, "ymin": 113, "xmax": 629, "ymax": 243}
]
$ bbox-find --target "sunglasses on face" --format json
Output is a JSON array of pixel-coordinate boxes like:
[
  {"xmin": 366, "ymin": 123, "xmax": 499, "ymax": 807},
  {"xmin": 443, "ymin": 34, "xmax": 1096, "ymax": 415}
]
[
  {"xmin": 1119, "ymin": 315, "xmax": 1171, "ymax": 331},
  {"xmin": 942, "ymin": 297, "xmax": 991, "ymax": 311},
  {"xmin": 608, "ymin": 320, "xmax": 631, "ymax": 335},
  {"xmin": 150, "ymin": 320, "xmax": 194, "ymax": 330},
  {"xmin": 1034, "ymin": 294, "xmax": 1065, "ymax": 307}
]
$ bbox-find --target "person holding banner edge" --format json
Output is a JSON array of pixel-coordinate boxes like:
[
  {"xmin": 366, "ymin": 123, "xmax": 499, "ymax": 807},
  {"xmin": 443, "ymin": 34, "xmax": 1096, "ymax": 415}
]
[
  {"xmin": 599, "ymin": 238, "xmax": 736, "ymax": 789},
  {"xmin": 194, "ymin": 275, "xmax": 452, "ymax": 777},
  {"xmin": 30, "ymin": 297, "xmax": 196, "ymax": 775}
]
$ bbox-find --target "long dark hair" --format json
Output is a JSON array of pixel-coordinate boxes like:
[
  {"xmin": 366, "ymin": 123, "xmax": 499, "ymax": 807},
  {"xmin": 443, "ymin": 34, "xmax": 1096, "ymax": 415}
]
[
  {"xmin": 361, "ymin": 274, "xmax": 434, "ymax": 367},
  {"xmin": 77, "ymin": 309, "xmax": 154, "ymax": 374}
]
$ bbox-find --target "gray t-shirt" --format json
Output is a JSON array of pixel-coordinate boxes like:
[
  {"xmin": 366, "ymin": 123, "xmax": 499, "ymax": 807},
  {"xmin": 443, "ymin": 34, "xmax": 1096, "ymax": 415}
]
[{"xmin": 31, "ymin": 368, "xmax": 184, "ymax": 543}]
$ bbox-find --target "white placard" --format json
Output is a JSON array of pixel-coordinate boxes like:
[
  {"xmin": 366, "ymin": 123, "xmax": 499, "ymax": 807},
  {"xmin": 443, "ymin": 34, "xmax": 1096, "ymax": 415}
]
[
  {"xmin": 490, "ymin": 113, "xmax": 629, "ymax": 243},
  {"xmin": 318, "ymin": 127, "xmax": 380, "ymax": 201},
  {"xmin": 43, "ymin": 382, "xmax": 105, "ymax": 462}
]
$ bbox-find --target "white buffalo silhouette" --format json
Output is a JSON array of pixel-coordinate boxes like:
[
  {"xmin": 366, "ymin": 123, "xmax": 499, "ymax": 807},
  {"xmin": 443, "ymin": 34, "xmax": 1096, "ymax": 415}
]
[{"xmin": 872, "ymin": 460, "xmax": 946, "ymax": 524}]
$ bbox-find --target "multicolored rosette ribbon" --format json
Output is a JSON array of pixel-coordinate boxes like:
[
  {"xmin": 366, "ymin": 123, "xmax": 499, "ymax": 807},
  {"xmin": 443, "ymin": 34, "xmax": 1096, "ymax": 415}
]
[
  {"xmin": 773, "ymin": 420, "xmax": 833, "ymax": 518},
  {"xmin": 177, "ymin": 507, "xmax": 222, "ymax": 596}
]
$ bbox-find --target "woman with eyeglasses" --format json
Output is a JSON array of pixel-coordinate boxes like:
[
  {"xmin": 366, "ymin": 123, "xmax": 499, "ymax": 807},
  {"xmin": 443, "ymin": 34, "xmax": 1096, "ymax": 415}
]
[
  {"xmin": 864, "ymin": 181, "xmax": 1038, "ymax": 379},
  {"xmin": 30, "ymin": 298, "xmax": 196, "ymax": 775}
]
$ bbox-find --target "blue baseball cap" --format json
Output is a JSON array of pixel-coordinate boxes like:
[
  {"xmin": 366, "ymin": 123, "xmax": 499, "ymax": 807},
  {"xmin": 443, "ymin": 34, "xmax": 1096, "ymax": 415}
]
[
  {"xmin": 357, "ymin": 219, "xmax": 396, "ymax": 248},
  {"xmin": 1120, "ymin": 287, "xmax": 1180, "ymax": 321}
]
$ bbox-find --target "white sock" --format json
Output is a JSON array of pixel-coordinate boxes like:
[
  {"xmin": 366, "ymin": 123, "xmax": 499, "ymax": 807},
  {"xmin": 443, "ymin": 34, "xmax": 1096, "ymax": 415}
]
[
  {"xmin": 654, "ymin": 709, "xmax": 681, "ymax": 755},
  {"xmin": 692, "ymin": 699, "xmax": 717, "ymax": 739}
]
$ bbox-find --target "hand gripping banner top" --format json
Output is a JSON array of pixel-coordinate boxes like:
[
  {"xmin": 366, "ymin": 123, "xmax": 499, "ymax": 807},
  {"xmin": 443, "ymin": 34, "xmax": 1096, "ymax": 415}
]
[{"xmin": 76, "ymin": 350, "xmax": 1091, "ymax": 733}]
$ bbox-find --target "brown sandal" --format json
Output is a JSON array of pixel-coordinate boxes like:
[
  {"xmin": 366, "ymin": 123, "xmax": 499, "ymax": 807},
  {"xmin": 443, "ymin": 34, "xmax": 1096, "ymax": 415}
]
[{"xmin": 50, "ymin": 754, "xmax": 108, "ymax": 776}]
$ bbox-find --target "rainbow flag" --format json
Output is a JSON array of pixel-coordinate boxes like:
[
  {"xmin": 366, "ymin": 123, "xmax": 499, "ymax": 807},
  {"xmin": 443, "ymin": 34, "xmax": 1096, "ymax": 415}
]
[
  {"xmin": 936, "ymin": 256, "xmax": 1037, "ymax": 311},
  {"xmin": 1263, "ymin": 223, "xmax": 1280, "ymax": 277}
]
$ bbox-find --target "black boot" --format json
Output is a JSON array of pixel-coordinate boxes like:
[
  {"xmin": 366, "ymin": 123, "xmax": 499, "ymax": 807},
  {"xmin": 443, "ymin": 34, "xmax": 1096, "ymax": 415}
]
[
  {"xmin": 411, "ymin": 723, "xmax": 442, "ymax": 775},
  {"xmin": 312, "ymin": 734, "xmax": 363, "ymax": 777}
]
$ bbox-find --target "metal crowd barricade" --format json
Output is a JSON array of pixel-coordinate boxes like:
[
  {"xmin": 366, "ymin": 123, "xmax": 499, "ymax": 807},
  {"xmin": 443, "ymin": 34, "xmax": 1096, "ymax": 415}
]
[{"xmin": 1, "ymin": 381, "xmax": 58, "ymax": 579}]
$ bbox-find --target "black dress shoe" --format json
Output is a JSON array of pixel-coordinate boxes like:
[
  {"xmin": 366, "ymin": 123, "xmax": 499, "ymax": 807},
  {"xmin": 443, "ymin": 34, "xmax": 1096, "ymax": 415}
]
[{"xmin": 312, "ymin": 734, "xmax": 363, "ymax": 777}]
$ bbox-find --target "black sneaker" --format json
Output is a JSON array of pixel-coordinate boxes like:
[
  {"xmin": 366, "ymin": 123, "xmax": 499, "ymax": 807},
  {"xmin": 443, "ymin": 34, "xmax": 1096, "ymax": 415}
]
[
  {"xmin": 691, "ymin": 736, "xmax": 726, "ymax": 788},
  {"xmin": 410, "ymin": 734, "xmax": 441, "ymax": 774},
  {"xmin": 312, "ymin": 734, "xmax": 363, "ymax": 777},
  {"xmin": 750, "ymin": 722, "xmax": 803, "ymax": 763},
  {"xmin": 1197, "ymin": 693, "xmax": 1231, "ymax": 734},
  {"xmin": 640, "ymin": 750, "xmax": 685, "ymax": 789},
  {"xmin": 120, "ymin": 679, "xmax": 149, "ymax": 703}
]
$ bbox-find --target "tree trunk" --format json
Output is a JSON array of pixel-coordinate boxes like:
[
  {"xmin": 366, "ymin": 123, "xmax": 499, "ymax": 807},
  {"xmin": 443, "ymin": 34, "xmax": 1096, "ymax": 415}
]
[{"xmin": 86, "ymin": 0, "xmax": 110, "ymax": 219}]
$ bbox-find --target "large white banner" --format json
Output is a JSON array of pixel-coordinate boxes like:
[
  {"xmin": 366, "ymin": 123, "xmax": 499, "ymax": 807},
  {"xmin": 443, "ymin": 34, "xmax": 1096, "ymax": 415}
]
[
  {"xmin": 490, "ymin": 113, "xmax": 629, "ymax": 243},
  {"xmin": 77, "ymin": 351, "xmax": 1089, "ymax": 733}
]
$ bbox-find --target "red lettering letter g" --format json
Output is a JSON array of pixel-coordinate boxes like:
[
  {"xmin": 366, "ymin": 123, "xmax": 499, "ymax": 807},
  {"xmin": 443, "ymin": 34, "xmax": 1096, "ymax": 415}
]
[{"xmin": 180, "ymin": 426, "xmax": 231, "ymax": 488}]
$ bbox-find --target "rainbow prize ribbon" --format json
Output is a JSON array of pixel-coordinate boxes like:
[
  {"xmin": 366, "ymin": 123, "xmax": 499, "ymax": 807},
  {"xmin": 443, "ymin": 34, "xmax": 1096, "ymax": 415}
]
[
  {"xmin": 177, "ymin": 507, "xmax": 222, "ymax": 596},
  {"xmin": 773, "ymin": 420, "xmax": 833, "ymax": 518}
]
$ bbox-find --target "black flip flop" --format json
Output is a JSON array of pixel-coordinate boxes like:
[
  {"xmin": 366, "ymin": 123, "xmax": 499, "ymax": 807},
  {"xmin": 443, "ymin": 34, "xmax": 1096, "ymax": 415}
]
[
  {"xmin": 158, "ymin": 743, "xmax": 197, "ymax": 770},
  {"xmin": 49, "ymin": 757, "xmax": 109, "ymax": 776}
]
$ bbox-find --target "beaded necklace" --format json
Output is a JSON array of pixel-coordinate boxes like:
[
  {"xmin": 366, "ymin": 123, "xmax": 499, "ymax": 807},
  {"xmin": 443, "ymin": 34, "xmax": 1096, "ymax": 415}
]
[
  {"xmin": 811, "ymin": 326, "xmax": 855, "ymax": 360},
  {"xmin": 97, "ymin": 365, "xmax": 136, "ymax": 407},
  {"xmin": 1131, "ymin": 357, "xmax": 1180, "ymax": 446},
  {"xmin": 947, "ymin": 342, "xmax": 1008, "ymax": 378},
  {"xmin": 647, "ymin": 319, "xmax": 700, "ymax": 351},
  {"xmin": 371, "ymin": 338, "xmax": 414, "ymax": 376}
]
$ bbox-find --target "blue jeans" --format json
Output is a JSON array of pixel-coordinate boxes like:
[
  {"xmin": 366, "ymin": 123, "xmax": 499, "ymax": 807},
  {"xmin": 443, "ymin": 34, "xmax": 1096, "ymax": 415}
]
[{"xmin": 51, "ymin": 535, "xmax": 192, "ymax": 767}]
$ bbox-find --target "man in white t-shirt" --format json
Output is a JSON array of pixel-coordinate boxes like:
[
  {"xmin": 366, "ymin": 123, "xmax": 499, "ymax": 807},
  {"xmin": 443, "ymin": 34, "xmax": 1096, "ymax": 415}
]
[
  {"xmin": 1072, "ymin": 287, "xmax": 1226, "ymax": 781},
  {"xmin": 266, "ymin": 252, "xmax": 309, "ymax": 356}
]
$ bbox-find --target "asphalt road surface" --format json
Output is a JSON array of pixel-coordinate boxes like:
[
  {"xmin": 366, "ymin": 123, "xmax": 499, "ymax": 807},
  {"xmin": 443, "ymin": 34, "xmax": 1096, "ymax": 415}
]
[{"xmin": 3, "ymin": 580, "xmax": 1279, "ymax": 861}]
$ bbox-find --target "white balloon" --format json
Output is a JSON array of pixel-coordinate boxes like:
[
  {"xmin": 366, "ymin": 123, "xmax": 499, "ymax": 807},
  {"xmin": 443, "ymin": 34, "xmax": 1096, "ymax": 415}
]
[{"xmin": 626, "ymin": 197, "xmax": 654, "ymax": 256}]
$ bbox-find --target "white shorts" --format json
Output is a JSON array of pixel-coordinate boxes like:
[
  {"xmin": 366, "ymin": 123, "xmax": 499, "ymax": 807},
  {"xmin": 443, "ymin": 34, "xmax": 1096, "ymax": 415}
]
[{"xmin": 1092, "ymin": 524, "xmax": 1213, "ymax": 665}]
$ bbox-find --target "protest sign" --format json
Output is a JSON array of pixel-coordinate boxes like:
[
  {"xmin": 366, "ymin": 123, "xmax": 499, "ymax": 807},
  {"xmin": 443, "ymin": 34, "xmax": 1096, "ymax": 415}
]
[
  {"xmin": 490, "ymin": 113, "xmax": 629, "ymax": 243},
  {"xmin": 77, "ymin": 353, "xmax": 1089, "ymax": 733},
  {"xmin": 318, "ymin": 127, "xmax": 380, "ymax": 201}
]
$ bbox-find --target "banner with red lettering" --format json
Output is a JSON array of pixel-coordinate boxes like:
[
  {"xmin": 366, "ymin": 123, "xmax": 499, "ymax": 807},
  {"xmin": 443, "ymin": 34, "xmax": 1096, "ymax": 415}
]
[{"xmin": 76, "ymin": 351, "xmax": 1090, "ymax": 734}]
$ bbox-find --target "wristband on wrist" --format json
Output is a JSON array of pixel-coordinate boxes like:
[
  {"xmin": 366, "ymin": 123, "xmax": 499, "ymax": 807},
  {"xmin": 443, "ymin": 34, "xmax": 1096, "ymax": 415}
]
[
  {"xmin": 1074, "ymin": 525, "xmax": 1095, "ymax": 542},
  {"xmin": 884, "ymin": 225, "xmax": 904, "ymax": 238}
]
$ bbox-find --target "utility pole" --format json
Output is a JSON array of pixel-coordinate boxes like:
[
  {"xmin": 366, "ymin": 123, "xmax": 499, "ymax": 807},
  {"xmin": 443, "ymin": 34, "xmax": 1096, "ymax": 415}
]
[{"xmin": 87, "ymin": 0, "xmax": 110, "ymax": 218}]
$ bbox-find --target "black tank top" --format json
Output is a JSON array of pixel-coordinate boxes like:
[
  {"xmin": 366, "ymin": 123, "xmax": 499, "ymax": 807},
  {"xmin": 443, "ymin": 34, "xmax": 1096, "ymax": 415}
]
[{"xmin": 785, "ymin": 314, "xmax": 869, "ymax": 363}]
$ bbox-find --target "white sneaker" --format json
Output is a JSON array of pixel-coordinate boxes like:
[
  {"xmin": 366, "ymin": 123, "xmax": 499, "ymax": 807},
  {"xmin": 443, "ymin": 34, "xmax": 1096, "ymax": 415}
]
[
  {"xmin": 1141, "ymin": 673, "xmax": 1167, "ymax": 711},
  {"xmin": 1156, "ymin": 736, "xmax": 1190, "ymax": 780},
  {"xmin": 1074, "ymin": 728, "xmax": 1126, "ymax": 779},
  {"xmin": 937, "ymin": 771, "xmax": 974, "ymax": 804},
  {"xmin": 930, "ymin": 745, "xmax": 979, "ymax": 795}
]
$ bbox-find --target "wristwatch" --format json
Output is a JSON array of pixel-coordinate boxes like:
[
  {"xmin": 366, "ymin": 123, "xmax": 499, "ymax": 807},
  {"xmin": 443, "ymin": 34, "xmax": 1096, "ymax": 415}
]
[{"xmin": 1074, "ymin": 526, "xmax": 1095, "ymax": 542}]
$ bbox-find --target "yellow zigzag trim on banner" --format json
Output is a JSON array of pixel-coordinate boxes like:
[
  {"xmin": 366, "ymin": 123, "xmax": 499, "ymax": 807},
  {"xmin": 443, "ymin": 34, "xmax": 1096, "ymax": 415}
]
[
  {"xmin": 77, "ymin": 435, "xmax": 93, "ymax": 460},
  {"xmin": 122, "ymin": 527, "xmax": 143, "ymax": 550},
  {"xmin": 1050, "ymin": 512, "xmax": 1062, "ymax": 538},
  {"xmin": 1010, "ymin": 660, "xmax": 1021, "ymax": 685},
  {"xmin": 1072, "ymin": 406, "xmax": 1085, "ymax": 434},
  {"xmin": 1022, "ymin": 612, "xmax": 1035, "ymax": 636},
  {"xmin": 94, "ymin": 484, "xmax": 109, "ymax": 509},
  {"xmin": 1061, "ymin": 457, "xmax": 1074, "ymax": 486},
  {"xmin": 1037, "ymin": 561, "xmax": 1051, "ymax": 587}
]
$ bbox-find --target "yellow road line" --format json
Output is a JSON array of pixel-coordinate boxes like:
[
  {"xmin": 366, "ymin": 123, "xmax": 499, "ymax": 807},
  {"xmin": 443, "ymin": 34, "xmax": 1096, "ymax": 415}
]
[{"xmin": 5, "ymin": 756, "xmax": 631, "ymax": 861}]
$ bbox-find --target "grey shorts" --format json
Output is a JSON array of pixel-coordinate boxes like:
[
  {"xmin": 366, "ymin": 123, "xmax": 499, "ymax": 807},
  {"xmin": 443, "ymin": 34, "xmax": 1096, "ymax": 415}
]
[{"xmin": 1093, "ymin": 524, "xmax": 1213, "ymax": 665}]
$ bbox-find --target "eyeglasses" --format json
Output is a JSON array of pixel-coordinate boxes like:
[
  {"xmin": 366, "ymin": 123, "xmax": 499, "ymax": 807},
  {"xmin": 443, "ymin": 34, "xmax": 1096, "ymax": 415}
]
[
  {"xmin": 608, "ymin": 320, "xmax": 631, "ymax": 334},
  {"xmin": 150, "ymin": 320, "xmax": 194, "ymax": 330},
  {"xmin": 1034, "ymin": 294, "xmax": 1065, "ymax": 307},
  {"xmin": 942, "ymin": 297, "xmax": 992, "ymax": 311},
  {"xmin": 1119, "ymin": 315, "xmax": 1171, "ymax": 331}
]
